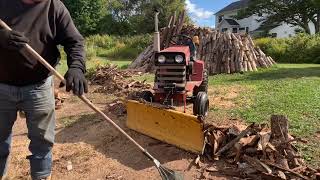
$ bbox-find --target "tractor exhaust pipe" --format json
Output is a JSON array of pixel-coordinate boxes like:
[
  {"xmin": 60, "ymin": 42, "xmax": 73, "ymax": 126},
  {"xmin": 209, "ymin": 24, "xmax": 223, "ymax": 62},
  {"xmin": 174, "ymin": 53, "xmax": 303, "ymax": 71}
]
[{"xmin": 154, "ymin": 10, "xmax": 160, "ymax": 52}]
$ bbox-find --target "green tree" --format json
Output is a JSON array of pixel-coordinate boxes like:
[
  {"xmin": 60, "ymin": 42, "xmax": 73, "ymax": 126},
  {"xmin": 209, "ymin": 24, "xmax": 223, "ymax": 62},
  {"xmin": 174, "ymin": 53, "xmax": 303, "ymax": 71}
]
[
  {"xmin": 105, "ymin": 0, "xmax": 187, "ymax": 35},
  {"xmin": 237, "ymin": 0, "xmax": 320, "ymax": 34},
  {"xmin": 63, "ymin": 0, "xmax": 107, "ymax": 36}
]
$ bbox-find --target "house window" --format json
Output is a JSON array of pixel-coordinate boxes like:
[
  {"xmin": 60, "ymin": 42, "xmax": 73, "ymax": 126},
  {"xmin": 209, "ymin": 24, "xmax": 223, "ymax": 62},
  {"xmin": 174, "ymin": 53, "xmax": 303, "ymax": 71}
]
[
  {"xmin": 232, "ymin": 28, "xmax": 238, "ymax": 33},
  {"xmin": 222, "ymin": 28, "xmax": 228, "ymax": 32},
  {"xmin": 219, "ymin": 15, "xmax": 224, "ymax": 23},
  {"xmin": 271, "ymin": 33, "xmax": 277, "ymax": 38},
  {"xmin": 239, "ymin": 27, "xmax": 245, "ymax": 31},
  {"xmin": 246, "ymin": 27, "xmax": 249, "ymax": 33}
]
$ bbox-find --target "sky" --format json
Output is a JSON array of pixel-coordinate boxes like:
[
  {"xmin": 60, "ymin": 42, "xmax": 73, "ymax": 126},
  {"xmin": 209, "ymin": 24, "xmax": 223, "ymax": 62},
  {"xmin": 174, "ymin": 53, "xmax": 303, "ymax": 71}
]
[{"xmin": 186, "ymin": 0, "xmax": 237, "ymax": 28}]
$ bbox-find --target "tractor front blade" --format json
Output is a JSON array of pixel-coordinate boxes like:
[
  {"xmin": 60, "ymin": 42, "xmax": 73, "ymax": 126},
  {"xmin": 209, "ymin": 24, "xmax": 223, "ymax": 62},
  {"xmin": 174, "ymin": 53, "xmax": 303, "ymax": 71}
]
[{"xmin": 126, "ymin": 100, "xmax": 204, "ymax": 153}]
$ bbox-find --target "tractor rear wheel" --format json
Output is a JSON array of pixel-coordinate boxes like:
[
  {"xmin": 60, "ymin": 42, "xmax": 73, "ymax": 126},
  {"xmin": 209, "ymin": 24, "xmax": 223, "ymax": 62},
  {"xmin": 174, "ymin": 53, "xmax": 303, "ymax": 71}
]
[
  {"xmin": 193, "ymin": 92, "xmax": 209, "ymax": 117},
  {"xmin": 193, "ymin": 69, "xmax": 208, "ymax": 97},
  {"xmin": 141, "ymin": 91, "xmax": 154, "ymax": 102}
]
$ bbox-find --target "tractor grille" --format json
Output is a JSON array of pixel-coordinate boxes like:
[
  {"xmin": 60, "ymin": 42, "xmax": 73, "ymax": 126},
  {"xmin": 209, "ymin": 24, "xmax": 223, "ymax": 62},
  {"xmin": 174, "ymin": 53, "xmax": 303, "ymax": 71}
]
[{"xmin": 156, "ymin": 65, "xmax": 186, "ymax": 89}]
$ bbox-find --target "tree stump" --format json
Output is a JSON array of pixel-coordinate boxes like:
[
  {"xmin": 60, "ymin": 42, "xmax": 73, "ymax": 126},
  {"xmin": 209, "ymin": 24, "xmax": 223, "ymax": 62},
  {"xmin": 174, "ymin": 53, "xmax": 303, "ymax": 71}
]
[
  {"xmin": 271, "ymin": 115, "xmax": 289, "ymax": 141},
  {"xmin": 270, "ymin": 115, "xmax": 290, "ymax": 169}
]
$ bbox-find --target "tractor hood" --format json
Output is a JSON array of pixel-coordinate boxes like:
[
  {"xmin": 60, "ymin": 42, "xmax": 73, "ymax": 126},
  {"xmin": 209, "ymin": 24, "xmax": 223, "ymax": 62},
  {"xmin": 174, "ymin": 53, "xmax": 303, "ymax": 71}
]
[{"xmin": 161, "ymin": 46, "xmax": 190, "ymax": 57}]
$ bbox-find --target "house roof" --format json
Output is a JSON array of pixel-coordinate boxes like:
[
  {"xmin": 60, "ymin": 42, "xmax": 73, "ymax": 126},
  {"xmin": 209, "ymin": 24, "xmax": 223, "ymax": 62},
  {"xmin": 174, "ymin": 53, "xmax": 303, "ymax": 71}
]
[
  {"xmin": 215, "ymin": 0, "xmax": 251, "ymax": 15},
  {"xmin": 217, "ymin": 19, "xmax": 240, "ymax": 28},
  {"xmin": 224, "ymin": 19, "xmax": 240, "ymax": 26}
]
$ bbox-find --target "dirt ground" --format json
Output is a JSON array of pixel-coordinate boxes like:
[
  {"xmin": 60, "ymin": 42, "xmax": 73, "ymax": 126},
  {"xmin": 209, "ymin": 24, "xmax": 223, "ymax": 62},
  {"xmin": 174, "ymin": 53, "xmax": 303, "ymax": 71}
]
[{"xmin": 6, "ymin": 84, "xmax": 245, "ymax": 180}]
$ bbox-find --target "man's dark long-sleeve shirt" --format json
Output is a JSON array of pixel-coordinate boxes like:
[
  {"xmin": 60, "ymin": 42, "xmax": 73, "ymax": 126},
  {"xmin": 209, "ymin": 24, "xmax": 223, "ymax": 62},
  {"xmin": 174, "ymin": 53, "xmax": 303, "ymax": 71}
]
[{"xmin": 0, "ymin": 0, "xmax": 85, "ymax": 86}]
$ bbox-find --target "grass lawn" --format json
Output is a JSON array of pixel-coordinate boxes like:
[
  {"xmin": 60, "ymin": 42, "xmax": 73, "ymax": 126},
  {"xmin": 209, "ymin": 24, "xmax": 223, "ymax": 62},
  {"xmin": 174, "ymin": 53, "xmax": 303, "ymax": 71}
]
[
  {"xmin": 137, "ymin": 63, "xmax": 320, "ymax": 166},
  {"xmin": 210, "ymin": 64, "xmax": 320, "ymax": 136},
  {"xmin": 213, "ymin": 64, "xmax": 320, "ymax": 166}
]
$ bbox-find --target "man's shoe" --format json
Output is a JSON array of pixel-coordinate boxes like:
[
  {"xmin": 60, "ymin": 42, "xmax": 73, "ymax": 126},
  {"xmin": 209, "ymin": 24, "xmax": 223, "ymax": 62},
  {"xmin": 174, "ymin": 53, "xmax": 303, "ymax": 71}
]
[{"xmin": 36, "ymin": 175, "xmax": 51, "ymax": 180}]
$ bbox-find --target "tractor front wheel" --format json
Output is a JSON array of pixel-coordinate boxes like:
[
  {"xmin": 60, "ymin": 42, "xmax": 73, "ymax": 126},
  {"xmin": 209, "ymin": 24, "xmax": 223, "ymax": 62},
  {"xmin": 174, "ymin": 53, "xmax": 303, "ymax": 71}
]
[
  {"xmin": 193, "ymin": 92, "xmax": 209, "ymax": 117},
  {"xmin": 193, "ymin": 69, "xmax": 208, "ymax": 97},
  {"xmin": 141, "ymin": 91, "xmax": 154, "ymax": 102}
]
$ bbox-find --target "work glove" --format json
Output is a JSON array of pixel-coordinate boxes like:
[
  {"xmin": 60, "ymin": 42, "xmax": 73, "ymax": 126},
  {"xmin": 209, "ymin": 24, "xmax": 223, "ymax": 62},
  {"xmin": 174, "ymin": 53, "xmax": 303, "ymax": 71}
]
[
  {"xmin": 64, "ymin": 68, "xmax": 88, "ymax": 96},
  {"xmin": 0, "ymin": 29, "xmax": 29, "ymax": 51}
]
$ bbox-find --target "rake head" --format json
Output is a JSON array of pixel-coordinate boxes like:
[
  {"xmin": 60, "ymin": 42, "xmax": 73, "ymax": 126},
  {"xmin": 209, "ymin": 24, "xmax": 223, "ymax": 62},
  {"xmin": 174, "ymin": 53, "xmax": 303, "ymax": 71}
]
[
  {"xmin": 156, "ymin": 164, "xmax": 184, "ymax": 180},
  {"xmin": 143, "ymin": 151, "xmax": 184, "ymax": 180}
]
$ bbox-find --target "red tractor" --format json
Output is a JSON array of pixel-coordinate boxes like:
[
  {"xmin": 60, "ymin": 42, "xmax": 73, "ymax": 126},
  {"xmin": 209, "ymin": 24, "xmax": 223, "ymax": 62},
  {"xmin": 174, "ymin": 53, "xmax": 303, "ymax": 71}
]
[
  {"xmin": 141, "ymin": 13, "xmax": 209, "ymax": 117},
  {"xmin": 127, "ymin": 11, "xmax": 208, "ymax": 153}
]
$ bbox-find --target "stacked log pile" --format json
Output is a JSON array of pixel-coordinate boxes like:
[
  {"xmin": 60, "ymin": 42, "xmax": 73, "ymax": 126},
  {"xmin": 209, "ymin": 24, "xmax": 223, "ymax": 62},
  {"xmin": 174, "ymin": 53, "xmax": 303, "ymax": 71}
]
[
  {"xmin": 129, "ymin": 11, "xmax": 276, "ymax": 75},
  {"xmin": 196, "ymin": 30, "xmax": 276, "ymax": 74}
]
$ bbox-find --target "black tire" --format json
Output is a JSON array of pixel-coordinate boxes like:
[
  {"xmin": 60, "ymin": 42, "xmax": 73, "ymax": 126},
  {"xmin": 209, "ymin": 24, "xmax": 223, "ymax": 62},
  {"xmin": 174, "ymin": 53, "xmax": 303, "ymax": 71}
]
[
  {"xmin": 141, "ymin": 91, "xmax": 154, "ymax": 102},
  {"xmin": 193, "ymin": 69, "xmax": 208, "ymax": 96},
  {"xmin": 193, "ymin": 92, "xmax": 209, "ymax": 117}
]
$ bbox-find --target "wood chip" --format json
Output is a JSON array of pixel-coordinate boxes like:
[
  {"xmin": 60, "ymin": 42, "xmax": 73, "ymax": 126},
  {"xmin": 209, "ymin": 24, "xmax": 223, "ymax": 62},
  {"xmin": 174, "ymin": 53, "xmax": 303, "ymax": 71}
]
[
  {"xmin": 195, "ymin": 155, "xmax": 201, "ymax": 167},
  {"xmin": 262, "ymin": 160, "xmax": 309, "ymax": 180},
  {"xmin": 277, "ymin": 170, "xmax": 287, "ymax": 179},
  {"xmin": 206, "ymin": 166, "xmax": 218, "ymax": 172}
]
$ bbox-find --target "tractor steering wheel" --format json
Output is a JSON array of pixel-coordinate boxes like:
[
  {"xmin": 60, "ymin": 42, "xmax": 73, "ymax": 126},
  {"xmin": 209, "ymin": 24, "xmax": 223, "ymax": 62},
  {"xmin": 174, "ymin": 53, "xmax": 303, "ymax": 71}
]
[{"xmin": 170, "ymin": 34, "xmax": 193, "ymax": 46}]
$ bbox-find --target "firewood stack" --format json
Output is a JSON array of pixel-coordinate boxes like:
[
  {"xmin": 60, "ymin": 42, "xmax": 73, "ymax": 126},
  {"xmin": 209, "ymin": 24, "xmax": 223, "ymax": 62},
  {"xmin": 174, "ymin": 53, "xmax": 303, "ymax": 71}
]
[
  {"xmin": 196, "ymin": 30, "xmax": 276, "ymax": 74},
  {"xmin": 202, "ymin": 115, "xmax": 319, "ymax": 179},
  {"xmin": 129, "ymin": 11, "xmax": 276, "ymax": 75}
]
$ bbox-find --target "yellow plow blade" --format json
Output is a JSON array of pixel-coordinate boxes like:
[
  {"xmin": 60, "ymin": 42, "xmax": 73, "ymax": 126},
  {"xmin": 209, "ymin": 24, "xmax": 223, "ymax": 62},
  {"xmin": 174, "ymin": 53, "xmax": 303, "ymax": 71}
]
[{"xmin": 126, "ymin": 100, "xmax": 204, "ymax": 154}]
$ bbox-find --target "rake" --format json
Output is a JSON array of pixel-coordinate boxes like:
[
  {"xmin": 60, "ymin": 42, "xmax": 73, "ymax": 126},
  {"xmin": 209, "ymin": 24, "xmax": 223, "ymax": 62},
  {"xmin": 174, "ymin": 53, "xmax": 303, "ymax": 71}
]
[{"xmin": 0, "ymin": 19, "xmax": 183, "ymax": 180}]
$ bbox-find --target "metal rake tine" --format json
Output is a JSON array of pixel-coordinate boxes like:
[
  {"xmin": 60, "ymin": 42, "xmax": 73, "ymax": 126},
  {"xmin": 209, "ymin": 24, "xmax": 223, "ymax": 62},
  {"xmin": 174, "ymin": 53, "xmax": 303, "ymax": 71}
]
[{"xmin": 157, "ymin": 165, "xmax": 183, "ymax": 180}]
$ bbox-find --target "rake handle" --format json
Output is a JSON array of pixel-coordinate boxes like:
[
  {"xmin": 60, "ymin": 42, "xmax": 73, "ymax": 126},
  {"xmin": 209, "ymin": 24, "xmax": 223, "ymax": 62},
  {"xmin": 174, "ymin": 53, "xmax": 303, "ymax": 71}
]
[{"xmin": 0, "ymin": 19, "xmax": 150, "ymax": 156}]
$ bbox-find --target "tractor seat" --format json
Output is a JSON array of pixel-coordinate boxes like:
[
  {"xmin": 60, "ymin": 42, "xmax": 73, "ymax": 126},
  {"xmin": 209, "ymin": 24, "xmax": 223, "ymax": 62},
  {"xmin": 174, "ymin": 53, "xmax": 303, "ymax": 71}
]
[{"xmin": 177, "ymin": 39, "xmax": 197, "ymax": 61}]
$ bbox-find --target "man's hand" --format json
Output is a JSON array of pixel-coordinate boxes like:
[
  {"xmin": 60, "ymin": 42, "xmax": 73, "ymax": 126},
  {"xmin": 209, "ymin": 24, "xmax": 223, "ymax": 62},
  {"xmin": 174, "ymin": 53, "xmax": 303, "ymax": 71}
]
[
  {"xmin": 0, "ymin": 29, "xmax": 29, "ymax": 51},
  {"xmin": 64, "ymin": 68, "xmax": 88, "ymax": 96}
]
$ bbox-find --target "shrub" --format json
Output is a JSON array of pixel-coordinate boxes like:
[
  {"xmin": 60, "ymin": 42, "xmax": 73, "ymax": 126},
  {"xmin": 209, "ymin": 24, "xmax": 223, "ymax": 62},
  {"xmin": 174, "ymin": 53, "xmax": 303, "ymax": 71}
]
[
  {"xmin": 85, "ymin": 34, "xmax": 152, "ymax": 60},
  {"xmin": 59, "ymin": 34, "xmax": 152, "ymax": 72},
  {"xmin": 255, "ymin": 34, "xmax": 320, "ymax": 64}
]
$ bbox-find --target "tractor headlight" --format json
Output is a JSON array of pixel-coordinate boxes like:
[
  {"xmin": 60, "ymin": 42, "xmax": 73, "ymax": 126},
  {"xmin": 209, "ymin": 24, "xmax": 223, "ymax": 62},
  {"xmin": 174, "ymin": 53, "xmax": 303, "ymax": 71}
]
[
  {"xmin": 158, "ymin": 55, "xmax": 166, "ymax": 63},
  {"xmin": 175, "ymin": 55, "xmax": 184, "ymax": 63}
]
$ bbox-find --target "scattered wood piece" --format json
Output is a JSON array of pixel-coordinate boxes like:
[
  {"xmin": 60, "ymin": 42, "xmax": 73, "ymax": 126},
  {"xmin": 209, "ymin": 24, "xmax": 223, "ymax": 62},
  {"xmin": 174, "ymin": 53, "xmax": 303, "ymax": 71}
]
[
  {"xmin": 205, "ymin": 166, "xmax": 218, "ymax": 172},
  {"xmin": 195, "ymin": 155, "xmax": 202, "ymax": 168},
  {"xmin": 54, "ymin": 88, "xmax": 66, "ymax": 110},
  {"xmin": 90, "ymin": 64, "xmax": 151, "ymax": 98},
  {"xmin": 262, "ymin": 160, "xmax": 309, "ymax": 180},
  {"xmin": 67, "ymin": 161, "xmax": 73, "ymax": 171},
  {"xmin": 216, "ymin": 124, "xmax": 255, "ymax": 156},
  {"xmin": 239, "ymin": 135, "xmax": 259, "ymax": 147},
  {"xmin": 243, "ymin": 155, "xmax": 272, "ymax": 174},
  {"xmin": 276, "ymin": 170, "xmax": 286, "ymax": 179}
]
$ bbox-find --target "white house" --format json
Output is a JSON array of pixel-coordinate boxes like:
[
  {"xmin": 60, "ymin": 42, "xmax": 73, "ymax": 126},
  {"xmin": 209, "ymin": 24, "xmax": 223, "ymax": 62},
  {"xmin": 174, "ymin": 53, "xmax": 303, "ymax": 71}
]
[{"xmin": 215, "ymin": 0, "xmax": 315, "ymax": 38}]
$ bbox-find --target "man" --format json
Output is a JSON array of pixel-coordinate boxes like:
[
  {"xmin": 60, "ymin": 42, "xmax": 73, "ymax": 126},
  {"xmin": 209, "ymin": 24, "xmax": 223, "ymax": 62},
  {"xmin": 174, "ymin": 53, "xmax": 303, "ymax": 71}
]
[{"xmin": 0, "ymin": 0, "xmax": 88, "ymax": 179}]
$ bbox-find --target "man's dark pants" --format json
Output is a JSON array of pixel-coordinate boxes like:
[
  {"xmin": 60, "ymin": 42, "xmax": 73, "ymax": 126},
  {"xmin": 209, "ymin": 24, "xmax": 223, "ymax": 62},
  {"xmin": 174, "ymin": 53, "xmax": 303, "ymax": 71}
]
[{"xmin": 0, "ymin": 77, "xmax": 55, "ymax": 179}]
